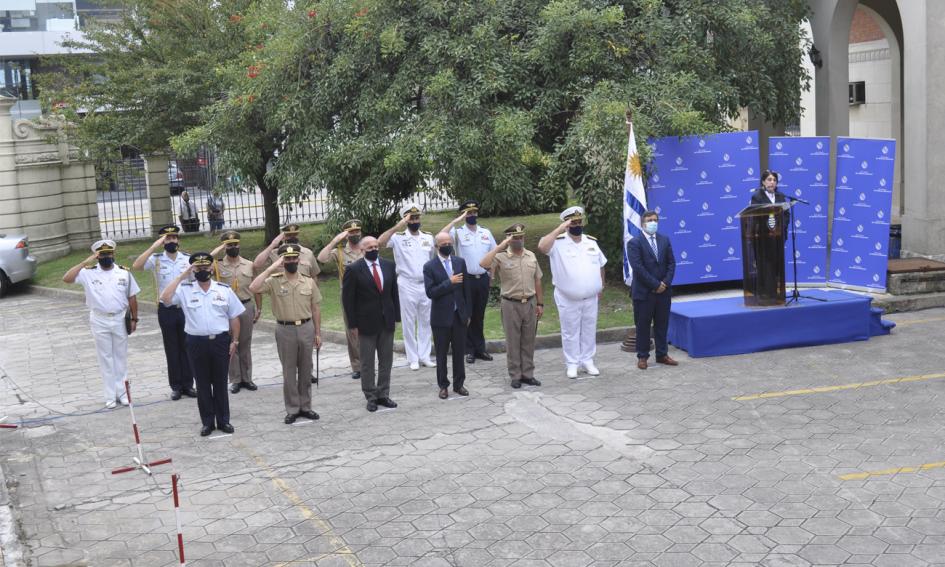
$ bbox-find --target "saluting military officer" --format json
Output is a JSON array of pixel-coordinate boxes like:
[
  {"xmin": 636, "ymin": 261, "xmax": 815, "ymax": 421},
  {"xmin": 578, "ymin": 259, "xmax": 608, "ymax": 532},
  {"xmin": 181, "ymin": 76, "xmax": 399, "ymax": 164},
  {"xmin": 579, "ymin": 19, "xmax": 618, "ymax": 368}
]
[
  {"xmin": 249, "ymin": 244, "xmax": 323, "ymax": 425},
  {"xmin": 378, "ymin": 203, "xmax": 436, "ymax": 370},
  {"xmin": 317, "ymin": 219, "xmax": 364, "ymax": 381},
  {"xmin": 441, "ymin": 199, "xmax": 497, "ymax": 364},
  {"xmin": 210, "ymin": 231, "xmax": 261, "ymax": 394},
  {"xmin": 62, "ymin": 240, "xmax": 141, "ymax": 408},
  {"xmin": 253, "ymin": 223, "xmax": 321, "ymax": 278},
  {"xmin": 538, "ymin": 206, "xmax": 607, "ymax": 379},
  {"xmin": 132, "ymin": 224, "xmax": 197, "ymax": 400},
  {"xmin": 160, "ymin": 253, "xmax": 245, "ymax": 437},
  {"xmin": 479, "ymin": 224, "xmax": 544, "ymax": 389}
]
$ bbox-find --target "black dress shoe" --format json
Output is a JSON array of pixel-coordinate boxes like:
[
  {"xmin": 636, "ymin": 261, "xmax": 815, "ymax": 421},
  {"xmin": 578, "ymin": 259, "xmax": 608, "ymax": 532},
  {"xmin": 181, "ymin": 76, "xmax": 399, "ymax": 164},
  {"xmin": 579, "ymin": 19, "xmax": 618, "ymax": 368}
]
[
  {"xmin": 311, "ymin": 376, "xmax": 317, "ymax": 383},
  {"xmin": 183, "ymin": 388, "xmax": 198, "ymax": 398},
  {"xmin": 284, "ymin": 414, "xmax": 297, "ymax": 424},
  {"xmin": 242, "ymin": 381, "xmax": 258, "ymax": 391},
  {"xmin": 465, "ymin": 354, "xmax": 475, "ymax": 364},
  {"xmin": 352, "ymin": 372, "xmax": 361, "ymax": 380},
  {"xmin": 366, "ymin": 401, "xmax": 378, "ymax": 412},
  {"xmin": 519, "ymin": 377, "xmax": 542, "ymax": 387},
  {"xmin": 438, "ymin": 389, "xmax": 449, "ymax": 400},
  {"xmin": 298, "ymin": 410, "xmax": 320, "ymax": 420},
  {"xmin": 511, "ymin": 380, "xmax": 522, "ymax": 389},
  {"xmin": 453, "ymin": 386, "xmax": 469, "ymax": 396},
  {"xmin": 171, "ymin": 390, "xmax": 183, "ymax": 401},
  {"xmin": 475, "ymin": 352, "xmax": 493, "ymax": 361},
  {"xmin": 200, "ymin": 425, "xmax": 213, "ymax": 436},
  {"xmin": 218, "ymin": 423, "xmax": 235, "ymax": 434},
  {"xmin": 376, "ymin": 398, "xmax": 398, "ymax": 408},
  {"xmin": 229, "ymin": 383, "xmax": 241, "ymax": 394}
]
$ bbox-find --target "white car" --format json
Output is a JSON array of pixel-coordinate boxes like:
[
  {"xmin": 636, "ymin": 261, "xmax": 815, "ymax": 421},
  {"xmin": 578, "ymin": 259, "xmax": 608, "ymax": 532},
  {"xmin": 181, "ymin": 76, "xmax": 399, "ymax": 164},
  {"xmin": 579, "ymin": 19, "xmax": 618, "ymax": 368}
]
[{"xmin": 0, "ymin": 233, "xmax": 37, "ymax": 297}]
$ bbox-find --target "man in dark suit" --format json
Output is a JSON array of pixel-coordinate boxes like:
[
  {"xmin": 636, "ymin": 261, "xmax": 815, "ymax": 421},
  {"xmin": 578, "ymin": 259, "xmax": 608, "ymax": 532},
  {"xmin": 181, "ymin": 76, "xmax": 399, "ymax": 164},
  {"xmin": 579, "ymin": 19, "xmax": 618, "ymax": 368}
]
[
  {"xmin": 342, "ymin": 236, "xmax": 400, "ymax": 412},
  {"xmin": 627, "ymin": 210, "xmax": 677, "ymax": 370},
  {"xmin": 424, "ymin": 232, "xmax": 473, "ymax": 399}
]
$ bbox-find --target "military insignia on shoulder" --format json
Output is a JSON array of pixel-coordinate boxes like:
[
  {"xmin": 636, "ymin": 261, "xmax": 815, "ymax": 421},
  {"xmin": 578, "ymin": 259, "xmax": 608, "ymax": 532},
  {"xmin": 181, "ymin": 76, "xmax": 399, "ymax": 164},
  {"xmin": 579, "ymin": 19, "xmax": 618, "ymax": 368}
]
[
  {"xmin": 118, "ymin": 264, "xmax": 129, "ymax": 270},
  {"xmin": 182, "ymin": 281, "xmax": 194, "ymax": 286},
  {"xmin": 586, "ymin": 235, "xmax": 598, "ymax": 241},
  {"xmin": 421, "ymin": 230, "xmax": 432, "ymax": 235},
  {"xmin": 217, "ymin": 282, "xmax": 230, "ymax": 287},
  {"xmin": 556, "ymin": 234, "xmax": 566, "ymax": 239},
  {"xmin": 86, "ymin": 264, "xmax": 98, "ymax": 269}
]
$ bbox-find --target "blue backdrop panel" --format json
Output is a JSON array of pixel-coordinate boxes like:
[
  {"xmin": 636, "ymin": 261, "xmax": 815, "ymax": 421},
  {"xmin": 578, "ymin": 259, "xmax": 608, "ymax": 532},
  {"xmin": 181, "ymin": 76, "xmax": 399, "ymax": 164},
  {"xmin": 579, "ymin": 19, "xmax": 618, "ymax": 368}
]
[
  {"xmin": 667, "ymin": 289, "xmax": 894, "ymax": 358},
  {"xmin": 829, "ymin": 138, "xmax": 897, "ymax": 291},
  {"xmin": 647, "ymin": 131, "xmax": 760, "ymax": 285},
  {"xmin": 768, "ymin": 137, "xmax": 831, "ymax": 285}
]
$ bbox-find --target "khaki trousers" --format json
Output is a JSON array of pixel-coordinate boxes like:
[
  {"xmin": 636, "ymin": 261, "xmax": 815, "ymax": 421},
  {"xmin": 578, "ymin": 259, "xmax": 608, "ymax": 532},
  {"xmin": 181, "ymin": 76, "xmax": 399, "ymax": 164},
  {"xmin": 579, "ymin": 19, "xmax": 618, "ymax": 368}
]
[
  {"xmin": 500, "ymin": 297, "xmax": 538, "ymax": 381},
  {"xmin": 228, "ymin": 301, "xmax": 255, "ymax": 384},
  {"xmin": 341, "ymin": 294, "xmax": 361, "ymax": 372},
  {"xmin": 275, "ymin": 319, "xmax": 314, "ymax": 414}
]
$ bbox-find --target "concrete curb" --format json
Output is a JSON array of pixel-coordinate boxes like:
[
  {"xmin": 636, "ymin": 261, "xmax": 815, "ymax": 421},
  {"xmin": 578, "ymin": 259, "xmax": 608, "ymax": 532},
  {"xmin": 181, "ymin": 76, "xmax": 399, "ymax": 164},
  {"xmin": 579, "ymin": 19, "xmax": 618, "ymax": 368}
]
[
  {"xmin": 0, "ymin": 461, "xmax": 26, "ymax": 567},
  {"xmin": 872, "ymin": 291, "xmax": 945, "ymax": 314},
  {"xmin": 25, "ymin": 285, "xmax": 630, "ymax": 354}
]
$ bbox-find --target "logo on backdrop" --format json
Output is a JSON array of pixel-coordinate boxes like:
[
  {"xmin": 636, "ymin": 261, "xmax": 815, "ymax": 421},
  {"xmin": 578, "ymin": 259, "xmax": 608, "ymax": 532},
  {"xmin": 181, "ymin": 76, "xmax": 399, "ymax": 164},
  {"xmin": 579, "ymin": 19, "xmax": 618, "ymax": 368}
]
[
  {"xmin": 674, "ymin": 219, "xmax": 691, "ymax": 236},
  {"xmin": 671, "ymin": 156, "xmax": 687, "ymax": 172}
]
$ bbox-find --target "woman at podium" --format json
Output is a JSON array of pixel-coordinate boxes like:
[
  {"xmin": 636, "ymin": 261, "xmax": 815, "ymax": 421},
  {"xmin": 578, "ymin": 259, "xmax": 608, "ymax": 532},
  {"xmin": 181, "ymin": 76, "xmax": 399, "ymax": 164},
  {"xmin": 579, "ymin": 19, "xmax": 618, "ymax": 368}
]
[{"xmin": 743, "ymin": 170, "xmax": 788, "ymax": 305}]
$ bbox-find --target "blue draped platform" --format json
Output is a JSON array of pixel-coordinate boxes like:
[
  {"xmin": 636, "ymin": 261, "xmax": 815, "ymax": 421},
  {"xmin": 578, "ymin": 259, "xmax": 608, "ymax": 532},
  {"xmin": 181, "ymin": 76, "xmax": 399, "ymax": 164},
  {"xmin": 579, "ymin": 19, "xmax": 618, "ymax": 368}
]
[{"xmin": 667, "ymin": 289, "xmax": 895, "ymax": 358}]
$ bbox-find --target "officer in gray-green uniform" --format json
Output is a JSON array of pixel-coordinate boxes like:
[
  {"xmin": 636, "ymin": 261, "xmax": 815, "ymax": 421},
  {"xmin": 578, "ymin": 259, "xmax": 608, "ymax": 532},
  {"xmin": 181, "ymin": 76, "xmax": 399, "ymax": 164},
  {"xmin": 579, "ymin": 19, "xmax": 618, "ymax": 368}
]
[
  {"xmin": 317, "ymin": 219, "xmax": 365, "ymax": 381},
  {"xmin": 249, "ymin": 244, "xmax": 323, "ymax": 424},
  {"xmin": 479, "ymin": 223, "xmax": 544, "ymax": 389},
  {"xmin": 211, "ymin": 230, "xmax": 261, "ymax": 393}
]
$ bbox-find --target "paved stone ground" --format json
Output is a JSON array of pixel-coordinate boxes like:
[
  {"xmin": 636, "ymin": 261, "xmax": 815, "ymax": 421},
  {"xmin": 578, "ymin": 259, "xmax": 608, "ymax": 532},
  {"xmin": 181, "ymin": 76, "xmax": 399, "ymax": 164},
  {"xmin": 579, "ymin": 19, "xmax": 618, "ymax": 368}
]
[{"xmin": 2, "ymin": 289, "xmax": 945, "ymax": 567}]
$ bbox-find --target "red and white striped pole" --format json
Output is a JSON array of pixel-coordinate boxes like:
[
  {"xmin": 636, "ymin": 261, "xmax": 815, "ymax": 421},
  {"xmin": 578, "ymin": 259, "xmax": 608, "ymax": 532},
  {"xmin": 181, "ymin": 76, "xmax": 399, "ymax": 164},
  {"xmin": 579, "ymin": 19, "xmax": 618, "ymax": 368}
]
[
  {"xmin": 0, "ymin": 416, "xmax": 16, "ymax": 429},
  {"xmin": 172, "ymin": 473, "xmax": 185, "ymax": 566},
  {"xmin": 111, "ymin": 380, "xmax": 171, "ymax": 476}
]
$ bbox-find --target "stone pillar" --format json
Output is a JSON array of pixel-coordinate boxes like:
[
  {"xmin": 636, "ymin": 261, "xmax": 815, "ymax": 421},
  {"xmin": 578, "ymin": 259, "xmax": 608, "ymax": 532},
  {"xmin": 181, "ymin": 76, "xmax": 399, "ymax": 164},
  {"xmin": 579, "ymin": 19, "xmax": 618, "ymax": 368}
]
[
  {"xmin": 0, "ymin": 96, "xmax": 23, "ymax": 235},
  {"xmin": 144, "ymin": 154, "xmax": 172, "ymax": 235},
  {"xmin": 900, "ymin": 0, "xmax": 945, "ymax": 260}
]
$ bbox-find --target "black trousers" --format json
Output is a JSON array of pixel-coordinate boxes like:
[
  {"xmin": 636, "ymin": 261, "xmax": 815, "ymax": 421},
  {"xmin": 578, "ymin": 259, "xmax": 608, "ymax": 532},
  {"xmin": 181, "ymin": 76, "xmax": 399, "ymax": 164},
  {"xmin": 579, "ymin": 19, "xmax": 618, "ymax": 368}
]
[
  {"xmin": 185, "ymin": 332, "xmax": 231, "ymax": 428},
  {"xmin": 465, "ymin": 273, "xmax": 490, "ymax": 355},
  {"xmin": 633, "ymin": 293, "xmax": 672, "ymax": 360},
  {"xmin": 158, "ymin": 304, "xmax": 194, "ymax": 392},
  {"xmin": 433, "ymin": 312, "xmax": 467, "ymax": 390}
]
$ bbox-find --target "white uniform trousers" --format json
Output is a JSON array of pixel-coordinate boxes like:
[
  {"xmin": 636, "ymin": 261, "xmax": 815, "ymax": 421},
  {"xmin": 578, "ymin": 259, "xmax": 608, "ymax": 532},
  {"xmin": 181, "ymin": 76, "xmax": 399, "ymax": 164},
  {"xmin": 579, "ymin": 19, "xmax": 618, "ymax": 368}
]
[
  {"xmin": 89, "ymin": 311, "xmax": 129, "ymax": 402},
  {"xmin": 399, "ymin": 278, "xmax": 433, "ymax": 364},
  {"xmin": 554, "ymin": 288, "xmax": 599, "ymax": 366}
]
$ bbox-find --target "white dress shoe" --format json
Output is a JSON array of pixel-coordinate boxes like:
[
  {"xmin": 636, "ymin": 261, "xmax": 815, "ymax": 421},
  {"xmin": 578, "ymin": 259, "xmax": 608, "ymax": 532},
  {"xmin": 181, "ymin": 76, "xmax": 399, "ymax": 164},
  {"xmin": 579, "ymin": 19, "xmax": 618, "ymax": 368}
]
[
  {"xmin": 105, "ymin": 400, "xmax": 118, "ymax": 409},
  {"xmin": 420, "ymin": 359, "xmax": 436, "ymax": 368},
  {"xmin": 409, "ymin": 362, "xmax": 420, "ymax": 371},
  {"xmin": 582, "ymin": 362, "xmax": 600, "ymax": 376},
  {"xmin": 118, "ymin": 395, "xmax": 129, "ymax": 406},
  {"xmin": 566, "ymin": 365, "xmax": 578, "ymax": 379}
]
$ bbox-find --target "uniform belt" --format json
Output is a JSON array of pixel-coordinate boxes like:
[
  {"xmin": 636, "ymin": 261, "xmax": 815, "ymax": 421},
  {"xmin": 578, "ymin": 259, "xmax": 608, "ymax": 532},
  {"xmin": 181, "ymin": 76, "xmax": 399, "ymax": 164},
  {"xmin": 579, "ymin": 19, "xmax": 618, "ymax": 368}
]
[
  {"xmin": 469, "ymin": 273, "xmax": 486, "ymax": 279},
  {"xmin": 92, "ymin": 309, "xmax": 124, "ymax": 317},
  {"xmin": 159, "ymin": 303, "xmax": 180, "ymax": 309},
  {"xmin": 502, "ymin": 295, "xmax": 534, "ymax": 304},
  {"xmin": 276, "ymin": 318, "xmax": 311, "ymax": 326},
  {"xmin": 189, "ymin": 332, "xmax": 230, "ymax": 341}
]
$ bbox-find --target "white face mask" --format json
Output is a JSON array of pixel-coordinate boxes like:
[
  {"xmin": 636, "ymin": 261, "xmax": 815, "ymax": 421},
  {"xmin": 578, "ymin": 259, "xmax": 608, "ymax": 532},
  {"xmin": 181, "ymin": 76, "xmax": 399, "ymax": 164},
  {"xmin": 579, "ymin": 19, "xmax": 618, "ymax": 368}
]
[{"xmin": 644, "ymin": 221, "xmax": 658, "ymax": 235}]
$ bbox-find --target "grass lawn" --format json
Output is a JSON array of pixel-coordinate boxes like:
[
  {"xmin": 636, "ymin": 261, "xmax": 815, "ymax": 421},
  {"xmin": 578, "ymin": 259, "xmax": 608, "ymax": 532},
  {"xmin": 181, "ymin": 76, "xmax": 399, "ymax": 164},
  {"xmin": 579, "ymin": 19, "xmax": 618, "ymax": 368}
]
[{"xmin": 34, "ymin": 212, "xmax": 634, "ymax": 339}]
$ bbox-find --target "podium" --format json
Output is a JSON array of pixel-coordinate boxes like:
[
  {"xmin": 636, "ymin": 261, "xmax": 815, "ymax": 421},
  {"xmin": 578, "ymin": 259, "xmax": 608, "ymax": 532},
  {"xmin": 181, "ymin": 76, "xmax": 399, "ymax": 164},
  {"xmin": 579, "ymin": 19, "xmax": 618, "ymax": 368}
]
[{"xmin": 737, "ymin": 203, "xmax": 789, "ymax": 306}]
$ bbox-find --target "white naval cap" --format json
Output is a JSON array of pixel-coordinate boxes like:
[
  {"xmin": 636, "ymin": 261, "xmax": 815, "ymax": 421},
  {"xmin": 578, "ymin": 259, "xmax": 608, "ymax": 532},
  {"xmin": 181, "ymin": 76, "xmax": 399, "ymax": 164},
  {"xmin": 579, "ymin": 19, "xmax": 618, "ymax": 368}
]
[
  {"xmin": 559, "ymin": 206, "xmax": 585, "ymax": 222},
  {"xmin": 91, "ymin": 239, "xmax": 117, "ymax": 253},
  {"xmin": 400, "ymin": 202, "xmax": 422, "ymax": 218}
]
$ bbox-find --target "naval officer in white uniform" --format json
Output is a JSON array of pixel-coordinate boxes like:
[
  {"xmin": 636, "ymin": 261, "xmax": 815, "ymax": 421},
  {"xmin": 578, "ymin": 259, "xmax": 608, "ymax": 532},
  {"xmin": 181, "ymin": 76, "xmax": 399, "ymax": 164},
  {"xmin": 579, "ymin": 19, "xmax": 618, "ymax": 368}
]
[{"xmin": 538, "ymin": 206, "xmax": 607, "ymax": 378}]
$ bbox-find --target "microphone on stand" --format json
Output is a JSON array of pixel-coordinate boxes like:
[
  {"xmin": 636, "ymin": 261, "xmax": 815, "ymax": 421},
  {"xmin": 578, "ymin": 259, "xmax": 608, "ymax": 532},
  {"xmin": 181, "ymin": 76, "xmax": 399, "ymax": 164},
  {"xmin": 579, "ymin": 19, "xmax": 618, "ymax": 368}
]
[{"xmin": 784, "ymin": 195, "xmax": 810, "ymax": 205}]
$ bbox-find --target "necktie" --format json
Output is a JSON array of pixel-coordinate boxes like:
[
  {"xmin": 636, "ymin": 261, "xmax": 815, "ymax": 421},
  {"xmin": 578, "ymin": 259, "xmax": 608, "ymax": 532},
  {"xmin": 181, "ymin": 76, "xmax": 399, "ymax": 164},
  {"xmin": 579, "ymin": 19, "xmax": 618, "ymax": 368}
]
[
  {"xmin": 649, "ymin": 236, "xmax": 658, "ymax": 257},
  {"xmin": 444, "ymin": 258, "xmax": 452, "ymax": 276},
  {"xmin": 372, "ymin": 262, "xmax": 382, "ymax": 292}
]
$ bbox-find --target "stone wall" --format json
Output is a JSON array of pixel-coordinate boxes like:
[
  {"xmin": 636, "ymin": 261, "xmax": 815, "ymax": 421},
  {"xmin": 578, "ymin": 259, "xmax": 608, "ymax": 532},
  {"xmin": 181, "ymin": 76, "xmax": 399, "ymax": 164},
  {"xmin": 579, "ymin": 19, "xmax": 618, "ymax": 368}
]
[{"xmin": 0, "ymin": 96, "xmax": 99, "ymax": 261}]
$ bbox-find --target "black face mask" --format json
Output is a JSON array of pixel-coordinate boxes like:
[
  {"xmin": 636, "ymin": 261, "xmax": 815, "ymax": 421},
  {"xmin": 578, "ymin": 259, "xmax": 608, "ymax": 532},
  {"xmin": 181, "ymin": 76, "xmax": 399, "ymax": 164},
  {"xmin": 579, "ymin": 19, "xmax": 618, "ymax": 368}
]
[
  {"xmin": 284, "ymin": 262, "xmax": 299, "ymax": 274},
  {"xmin": 364, "ymin": 250, "xmax": 379, "ymax": 262},
  {"xmin": 465, "ymin": 215, "xmax": 477, "ymax": 225},
  {"xmin": 98, "ymin": 256, "xmax": 115, "ymax": 268},
  {"xmin": 194, "ymin": 270, "xmax": 212, "ymax": 282},
  {"xmin": 285, "ymin": 237, "xmax": 300, "ymax": 245},
  {"xmin": 407, "ymin": 222, "xmax": 421, "ymax": 233},
  {"xmin": 568, "ymin": 225, "xmax": 583, "ymax": 236},
  {"xmin": 439, "ymin": 245, "xmax": 453, "ymax": 257},
  {"xmin": 348, "ymin": 235, "xmax": 361, "ymax": 245},
  {"xmin": 225, "ymin": 247, "xmax": 240, "ymax": 258},
  {"xmin": 164, "ymin": 242, "xmax": 179, "ymax": 253}
]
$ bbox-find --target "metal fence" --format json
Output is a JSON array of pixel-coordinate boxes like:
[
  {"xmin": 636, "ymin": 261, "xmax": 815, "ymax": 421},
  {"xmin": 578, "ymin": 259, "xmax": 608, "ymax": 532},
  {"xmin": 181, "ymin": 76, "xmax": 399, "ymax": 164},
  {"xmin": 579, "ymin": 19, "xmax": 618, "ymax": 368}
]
[{"xmin": 96, "ymin": 153, "xmax": 457, "ymax": 241}]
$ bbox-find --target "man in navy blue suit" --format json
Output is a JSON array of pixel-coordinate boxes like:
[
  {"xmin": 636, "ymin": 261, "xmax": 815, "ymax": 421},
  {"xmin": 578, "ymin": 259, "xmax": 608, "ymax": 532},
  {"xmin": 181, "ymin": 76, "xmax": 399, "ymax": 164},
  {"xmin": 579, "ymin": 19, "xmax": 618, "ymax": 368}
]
[
  {"xmin": 626, "ymin": 210, "xmax": 678, "ymax": 370},
  {"xmin": 424, "ymin": 232, "xmax": 473, "ymax": 400}
]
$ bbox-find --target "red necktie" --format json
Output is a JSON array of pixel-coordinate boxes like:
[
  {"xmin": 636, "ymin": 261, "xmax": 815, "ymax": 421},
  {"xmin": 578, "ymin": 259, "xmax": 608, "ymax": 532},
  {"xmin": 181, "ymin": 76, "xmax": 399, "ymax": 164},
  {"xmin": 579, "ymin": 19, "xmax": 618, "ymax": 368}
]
[{"xmin": 372, "ymin": 262, "xmax": 383, "ymax": 292}]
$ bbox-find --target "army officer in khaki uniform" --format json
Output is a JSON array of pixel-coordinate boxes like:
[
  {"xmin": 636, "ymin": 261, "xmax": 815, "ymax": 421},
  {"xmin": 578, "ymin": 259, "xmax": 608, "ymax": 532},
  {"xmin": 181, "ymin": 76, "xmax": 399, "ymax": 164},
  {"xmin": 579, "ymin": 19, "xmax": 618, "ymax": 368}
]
[
  {"xmin": 249, "ymin": 244, "xmax": 323, "ymax": 424},
  {"xmin": 317, "ymin": 219, "xmax": 364, "ymax": 381},
  {"xmin": 253, "ymin": 223, "xmax": 321, "ymax": 278},
  {"xmin": 480, "ymin": 223, "xmax": 544, "ymax": 389},
  {"xmin": 211, "ymin": 231, "xmax": 261, "ymax": 393}
]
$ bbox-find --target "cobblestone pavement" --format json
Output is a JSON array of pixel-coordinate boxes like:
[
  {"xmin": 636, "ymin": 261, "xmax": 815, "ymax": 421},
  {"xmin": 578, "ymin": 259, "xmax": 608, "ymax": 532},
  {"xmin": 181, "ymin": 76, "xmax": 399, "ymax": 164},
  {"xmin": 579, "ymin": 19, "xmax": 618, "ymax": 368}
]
[{"xmin": 2, "ymin": 290, "xmax": 945, "ymax": 567}]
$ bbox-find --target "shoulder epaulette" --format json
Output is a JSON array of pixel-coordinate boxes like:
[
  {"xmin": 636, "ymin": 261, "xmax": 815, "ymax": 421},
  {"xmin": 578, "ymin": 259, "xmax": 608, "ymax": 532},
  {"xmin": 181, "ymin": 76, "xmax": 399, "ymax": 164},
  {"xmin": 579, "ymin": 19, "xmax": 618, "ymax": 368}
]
[
  {"xmin": 152, "ymin": 252, "xmax": 162, "ymax": 257},
  {"xmin": 556, "ymin": 234, "xmax": 566, "ymax": 239},
  {"xmin": 216, "ymin": 282, "xmax": 230, "ymax": 288},
  {"xmin": 118, "ymin": 264, "xmax": 129, "ymax": 270},
  {"xmin": 421, "ymin": 230, "xmax": 433, "ymax": 235},
  {"xmin": 180, "ymin": 250, "xmax": 191, "ymax": 256},
  {"xmin": 182, "ymin": 281, "xmax": 194, "ymax": 286},
  {"xmin": 586, "ymin": 235, "xmax": 597, "ymax": 241},
  {"xmin": 86, "ymin": 264, "xmax": 98, "ymax": 269},
  {"xmin": 272, "ymin": 272, "xmax": 285, "ymax": 278}
]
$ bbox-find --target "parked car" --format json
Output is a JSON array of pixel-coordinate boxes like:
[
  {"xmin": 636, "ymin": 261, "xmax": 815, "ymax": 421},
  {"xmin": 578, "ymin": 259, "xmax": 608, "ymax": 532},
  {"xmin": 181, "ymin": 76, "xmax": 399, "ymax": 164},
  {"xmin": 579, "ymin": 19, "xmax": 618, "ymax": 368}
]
[
  {"xmin": 0, "ymin": 234, "xmax": 37, "ymax": 297},
  {"xmin": 168, "ymin": 160, "xmax": 185, "ymax": 195}
]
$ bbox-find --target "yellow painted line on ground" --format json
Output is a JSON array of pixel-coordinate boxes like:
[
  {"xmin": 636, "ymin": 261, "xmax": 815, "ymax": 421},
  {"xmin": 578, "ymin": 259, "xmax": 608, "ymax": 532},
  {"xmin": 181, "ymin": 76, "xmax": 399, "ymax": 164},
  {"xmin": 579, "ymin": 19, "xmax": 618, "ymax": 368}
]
[
  {"xmin": 733, "ymin": 372, "xmax": 945, "ymax": 401},
  {"xmin": 234, "ymin": 441, "xmax": 363, "ymax": 567},
  {"xmin": 892, "ymin": 316, "xmax": 945, "ymax": 327},
  {"xmin": 839, "ymin": 460, "xmax": 945, "ymax": 481}
]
